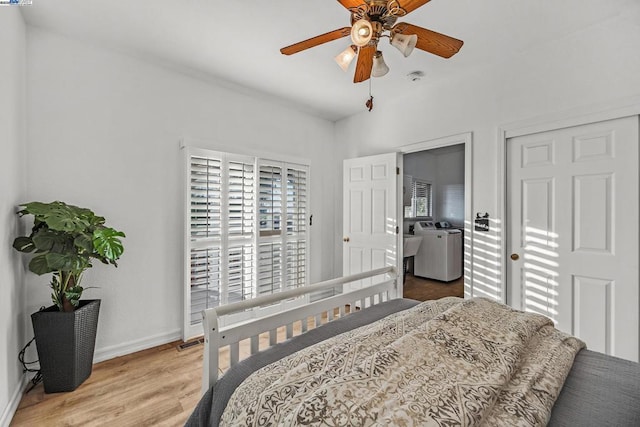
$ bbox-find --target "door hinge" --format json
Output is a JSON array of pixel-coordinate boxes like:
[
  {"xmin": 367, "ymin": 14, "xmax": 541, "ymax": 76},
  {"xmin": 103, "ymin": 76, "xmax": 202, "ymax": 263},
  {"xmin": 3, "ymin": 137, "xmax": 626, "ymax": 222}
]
[
  {"xmin": 396, "ymin": 226, "xmax": 399, "ymax": 234},
  {"xmin": 396, "ymin": 167, "xmax": 400, "ymax": 175}
]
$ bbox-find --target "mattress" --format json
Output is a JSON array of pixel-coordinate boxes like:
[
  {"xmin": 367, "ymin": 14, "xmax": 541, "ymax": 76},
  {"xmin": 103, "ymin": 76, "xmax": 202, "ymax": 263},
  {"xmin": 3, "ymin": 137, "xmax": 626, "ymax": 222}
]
[{"xmin": 186, "ymin": 298, "xmax": 640, "ymax": 426}]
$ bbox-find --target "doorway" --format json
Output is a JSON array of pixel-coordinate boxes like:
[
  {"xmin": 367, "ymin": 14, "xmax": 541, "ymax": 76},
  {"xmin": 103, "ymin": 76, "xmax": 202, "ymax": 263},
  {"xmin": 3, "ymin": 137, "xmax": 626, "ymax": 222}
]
[{"xmin": 399, "ymin": 132, "xmax": 473, "ymax": 299}]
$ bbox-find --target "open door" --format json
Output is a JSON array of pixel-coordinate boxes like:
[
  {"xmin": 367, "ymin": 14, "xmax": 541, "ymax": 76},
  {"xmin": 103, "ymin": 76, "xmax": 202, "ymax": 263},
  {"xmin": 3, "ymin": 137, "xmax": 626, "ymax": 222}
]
[{"xmin": 343, "ymin": 153, "xmax": 402, "ymax": 297}]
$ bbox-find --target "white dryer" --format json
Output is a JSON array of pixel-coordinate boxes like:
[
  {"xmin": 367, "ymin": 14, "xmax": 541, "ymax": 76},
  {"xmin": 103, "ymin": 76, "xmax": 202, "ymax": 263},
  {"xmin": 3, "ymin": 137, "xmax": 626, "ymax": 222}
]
[{"xmin": 413, "ymin": 221, "xmax": 462, "ymax": 281}]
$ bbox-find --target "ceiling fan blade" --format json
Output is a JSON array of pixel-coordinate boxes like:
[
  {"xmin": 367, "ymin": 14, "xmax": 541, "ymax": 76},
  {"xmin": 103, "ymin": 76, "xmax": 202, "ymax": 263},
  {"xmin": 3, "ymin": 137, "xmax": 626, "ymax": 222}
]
[
  {"xmin": 399, "ymin": 0, "xmax": 432, "ymax": 15},
  {"xmin": 280, "ymin": 27, "xmax": 352, "ymax": 55},
  {"xmin": 394, "ymin": 22, "xmax": 463, "ymax": 58},
  {"xmin": 353, "ymin": 44, "xmax": 375, "ymax": 83},
  {"xmin": 337, "ymin": 0, "xmax": 362, "ymax": 9}
]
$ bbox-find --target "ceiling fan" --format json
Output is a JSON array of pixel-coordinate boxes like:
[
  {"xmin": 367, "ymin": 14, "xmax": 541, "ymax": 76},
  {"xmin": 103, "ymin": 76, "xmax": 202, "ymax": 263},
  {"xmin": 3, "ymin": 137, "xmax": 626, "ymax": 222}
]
[{"xmin": 280, "ymin": 0, "xmax": 464, "ymax": 83}]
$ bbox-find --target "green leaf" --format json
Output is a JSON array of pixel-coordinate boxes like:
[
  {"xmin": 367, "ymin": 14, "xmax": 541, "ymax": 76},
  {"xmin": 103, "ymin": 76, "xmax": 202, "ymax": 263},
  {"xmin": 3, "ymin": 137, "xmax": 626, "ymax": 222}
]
[
  {"xmin": 45, "ymin": 252, "xmax": 87, "ymax": 272},
  {"xmin": 64, "ymin": 286, "xmax": 83, "ymax": 307},
  {"xmin": 74, "ymin": 233, "xmax": 94, "ymax": 253},
  {"xmin": 44, "ymin": 206, "xmax": 87, "ymax": 232},
  {"xmin": 93, "ymin": 227, "xmax": 125, "ymax": 261},
  {"xmin": 28, "ymin": 254, "xmax": 55, "ymax": 275},
  {"xmin": 32, "ymin": 229, "xmax": 67, "ymax": 252},
  {"xmin": 19, "ymin": 201, "xmax": 55, "ymax": 216},
  {"xmin": 13, "ymin": 236, "xmax": 35, "ymax": 253}
]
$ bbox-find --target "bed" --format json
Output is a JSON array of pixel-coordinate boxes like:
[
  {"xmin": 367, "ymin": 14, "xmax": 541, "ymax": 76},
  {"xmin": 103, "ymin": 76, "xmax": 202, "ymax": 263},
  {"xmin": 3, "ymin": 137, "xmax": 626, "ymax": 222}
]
[{"xmin": 186, "ymin": 267, "xmax": 640, "ymax": 426}]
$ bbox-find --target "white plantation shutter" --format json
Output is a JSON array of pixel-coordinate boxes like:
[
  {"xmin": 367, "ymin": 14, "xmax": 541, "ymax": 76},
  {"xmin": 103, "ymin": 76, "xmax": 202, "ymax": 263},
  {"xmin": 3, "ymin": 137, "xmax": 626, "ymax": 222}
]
[
  {"xmin": 184, "ymin": 147, "xmax": 310, "ymax": 338},
  {"xmin": 188, "ymin": 155, "xmax": 223, "ymax": 326},
  {"xmin": 226, "ymin": 161, "xmax": 255, "ymax": 304},
  {"xmin": 285, "ymin": 166, "xmax": 307, "ymax": 290},
  {"xmin": 257, "ymin": 161, "xmax": 309, "ymax": 297}
]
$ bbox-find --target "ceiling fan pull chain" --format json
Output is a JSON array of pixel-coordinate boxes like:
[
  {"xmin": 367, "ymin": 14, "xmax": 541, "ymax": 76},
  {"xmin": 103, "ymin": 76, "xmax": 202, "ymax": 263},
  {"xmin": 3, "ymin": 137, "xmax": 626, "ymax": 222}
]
[{"xmin": 366, "ymin": 78, "xmax": 374, "ymax": 112}]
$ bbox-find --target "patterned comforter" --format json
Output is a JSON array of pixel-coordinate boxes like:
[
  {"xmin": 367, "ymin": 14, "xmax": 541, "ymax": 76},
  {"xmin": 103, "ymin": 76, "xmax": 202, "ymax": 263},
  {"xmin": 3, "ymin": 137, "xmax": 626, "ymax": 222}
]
[{"xmin": 220, "ymin": 297, "xmax": 585, "ymax": 426}]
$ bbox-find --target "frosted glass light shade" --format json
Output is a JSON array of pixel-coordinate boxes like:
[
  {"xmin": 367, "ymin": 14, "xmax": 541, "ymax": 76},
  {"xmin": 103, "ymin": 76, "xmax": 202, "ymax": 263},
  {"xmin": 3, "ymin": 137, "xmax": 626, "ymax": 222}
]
[
  {"xmin": 351, "ymin": 19, "xmax": 373, "ymax": 47},
  {"xmin": 371, "ymin": 51, "xmax": 389, "ymax": 77},
  {"xmin": 391, "ymin": 33, "xmax": 418, "ymax": 57},
  {"xmin": 334, "ymin": 45, "xmax": 357, "ymax": 71}
]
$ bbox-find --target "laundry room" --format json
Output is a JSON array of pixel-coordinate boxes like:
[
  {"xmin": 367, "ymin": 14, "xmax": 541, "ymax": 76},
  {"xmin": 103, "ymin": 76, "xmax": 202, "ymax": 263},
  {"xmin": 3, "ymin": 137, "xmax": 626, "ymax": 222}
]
[{"xmin": 402, "ymin": 144, "xmax": 465, "ymax": 297}]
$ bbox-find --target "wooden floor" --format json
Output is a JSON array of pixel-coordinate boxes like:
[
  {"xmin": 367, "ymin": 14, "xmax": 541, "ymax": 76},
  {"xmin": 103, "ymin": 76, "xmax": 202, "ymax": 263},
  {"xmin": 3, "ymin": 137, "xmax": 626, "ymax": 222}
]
[
  {"xmin": 11, "ymin": 341, "xmax": 204, "ymax": 426},
  {"xmin": 402, "ymin": 273, "xmax": 464, "ymax": 301},
  {"xmin": 11, "ymin": 275, "xmax": 462, "ymax": 426}
]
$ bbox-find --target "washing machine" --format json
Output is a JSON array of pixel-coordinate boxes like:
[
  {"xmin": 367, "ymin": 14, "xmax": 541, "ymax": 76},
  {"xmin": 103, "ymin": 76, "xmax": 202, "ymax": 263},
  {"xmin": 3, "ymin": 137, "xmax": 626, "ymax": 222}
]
[{"xmin": 413, "ymin": 221, "xmax": 462, "ymax": 281}]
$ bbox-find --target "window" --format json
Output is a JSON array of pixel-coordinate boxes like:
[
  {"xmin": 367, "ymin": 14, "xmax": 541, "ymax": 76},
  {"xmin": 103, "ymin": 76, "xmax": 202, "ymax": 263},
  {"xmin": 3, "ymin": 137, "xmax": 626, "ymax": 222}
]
[
  {"xmin": 184, "ymin": 147, "xmax": 309, "ymax": 337},
  {"xmin": 404, "ymin": 179, "xmax": 432, "ymax": 218}
]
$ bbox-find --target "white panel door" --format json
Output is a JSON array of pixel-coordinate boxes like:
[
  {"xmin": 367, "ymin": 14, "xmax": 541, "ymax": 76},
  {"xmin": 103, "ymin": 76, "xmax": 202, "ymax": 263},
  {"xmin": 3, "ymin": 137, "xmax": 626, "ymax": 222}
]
[
  {"xmin": 343, "ymin": 153, "xmax": 401, "ymax": 296},
  {"xmin": 507, "ymin": 116, "xmax": 639, "ymax": 361}
]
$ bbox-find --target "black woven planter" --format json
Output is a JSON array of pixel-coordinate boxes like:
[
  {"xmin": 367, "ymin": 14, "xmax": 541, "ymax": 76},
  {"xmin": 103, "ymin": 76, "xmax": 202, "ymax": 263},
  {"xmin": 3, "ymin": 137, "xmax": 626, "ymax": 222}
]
[{"xmin": 31, "ymin": 299, "xmax": 101, "ymax": 393}]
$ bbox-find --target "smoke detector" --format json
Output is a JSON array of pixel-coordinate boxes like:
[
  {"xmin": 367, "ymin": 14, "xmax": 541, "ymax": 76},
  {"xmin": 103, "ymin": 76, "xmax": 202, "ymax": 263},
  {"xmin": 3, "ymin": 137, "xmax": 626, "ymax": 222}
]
[{"xmin": 406, "ymin": 71, "xmax": 425, "ymax": 82}]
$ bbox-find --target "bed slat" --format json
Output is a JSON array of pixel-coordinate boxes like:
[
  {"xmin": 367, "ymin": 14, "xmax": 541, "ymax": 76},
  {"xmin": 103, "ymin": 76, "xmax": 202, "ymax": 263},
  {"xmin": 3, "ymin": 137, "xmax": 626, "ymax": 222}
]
[{"xmin": 230, "ymin": 342, "xmax": 239, "ymax": 366}]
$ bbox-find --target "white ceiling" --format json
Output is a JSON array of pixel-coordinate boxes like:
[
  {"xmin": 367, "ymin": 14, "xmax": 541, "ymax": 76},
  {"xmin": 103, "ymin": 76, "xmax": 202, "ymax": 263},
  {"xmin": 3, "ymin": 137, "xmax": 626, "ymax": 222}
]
[{"xmin": 21, "ymin": 0, "xmax": 634, "ymax": 121}]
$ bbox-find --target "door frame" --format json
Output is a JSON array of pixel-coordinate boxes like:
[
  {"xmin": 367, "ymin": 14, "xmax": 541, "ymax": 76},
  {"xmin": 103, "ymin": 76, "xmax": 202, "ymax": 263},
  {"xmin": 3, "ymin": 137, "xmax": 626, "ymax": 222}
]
[
  {"xmin": 497, "ymin": 96, "xmax": 640, "ymax": 304},
  {"xmin": 399, "ymin": 132, "xmax": 474, "ymax": 297}
]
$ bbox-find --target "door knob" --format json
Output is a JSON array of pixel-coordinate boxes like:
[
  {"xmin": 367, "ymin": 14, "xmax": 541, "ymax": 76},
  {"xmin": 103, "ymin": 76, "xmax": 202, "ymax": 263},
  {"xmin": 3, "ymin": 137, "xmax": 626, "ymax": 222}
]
[
  {"xmin": 510, "ymin": 253, "xmax": 520, "ymax": 261},
  {"xmin": 343, "ymin": 237, "xmax": 350, "ymax": 242}
]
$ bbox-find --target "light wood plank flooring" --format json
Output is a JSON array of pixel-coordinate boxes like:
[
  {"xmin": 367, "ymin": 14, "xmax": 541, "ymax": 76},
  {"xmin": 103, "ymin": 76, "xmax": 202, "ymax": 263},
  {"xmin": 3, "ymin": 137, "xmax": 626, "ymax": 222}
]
[
  {"xmin": 11, "ymin": 341, "xmax": 204, "ymax": 426},
  {"xmin": 11, "ymin": 278, "xmax": 461, "ymax": 426}
]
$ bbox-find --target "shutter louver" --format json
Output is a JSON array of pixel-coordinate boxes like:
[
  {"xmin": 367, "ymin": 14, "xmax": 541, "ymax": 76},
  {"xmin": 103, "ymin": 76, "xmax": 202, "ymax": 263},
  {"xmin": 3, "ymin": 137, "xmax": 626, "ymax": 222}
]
[
  {"xmin": 227, "ymin": 244, "xmax": 254, "ymax": 304},
  {"xmin": 286, "ymin": 240, "xmax": 306, "ymax": 290},
  {"xmin": 286, "ymin": 167, "xmax": 307, "ymax": 235},
  {"xmin": 258, "ymin": 242, "xmax": 282, "ymax": 296},
  {"xmin": 228, "ymin": 161, "xmax": 254, "ymax": 236},
  {"xmin": 259, "ymin": 165, "xmax": 282, "ymax": 236},
  {"xmin": 190, "ymin": 156, "xmax": 221, "ymax": 239},
  {"xmin": 189, "ymin": 248, "xmax": 221, "ymax": 325}
]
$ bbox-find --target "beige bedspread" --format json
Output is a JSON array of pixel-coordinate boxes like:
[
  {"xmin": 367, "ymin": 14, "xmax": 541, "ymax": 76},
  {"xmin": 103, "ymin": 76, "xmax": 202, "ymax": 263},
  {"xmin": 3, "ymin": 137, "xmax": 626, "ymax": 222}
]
[{"xmin": 220, "ymin": 297, "xmax": 585, "ymax": 426}]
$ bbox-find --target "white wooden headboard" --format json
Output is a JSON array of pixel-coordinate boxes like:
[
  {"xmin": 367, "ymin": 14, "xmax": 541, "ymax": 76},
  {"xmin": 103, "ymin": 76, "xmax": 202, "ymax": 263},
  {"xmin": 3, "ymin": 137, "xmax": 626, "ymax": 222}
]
[{"xmin": 201, "ymin": 266, "xmax": 399, "ymax": 393}]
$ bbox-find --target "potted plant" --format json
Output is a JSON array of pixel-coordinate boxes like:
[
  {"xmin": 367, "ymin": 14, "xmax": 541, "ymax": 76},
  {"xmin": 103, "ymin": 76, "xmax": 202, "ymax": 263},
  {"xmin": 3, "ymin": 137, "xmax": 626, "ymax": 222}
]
[{"xmin": 13, "ymin": 201, "xmax": 125, "ymax": 392}]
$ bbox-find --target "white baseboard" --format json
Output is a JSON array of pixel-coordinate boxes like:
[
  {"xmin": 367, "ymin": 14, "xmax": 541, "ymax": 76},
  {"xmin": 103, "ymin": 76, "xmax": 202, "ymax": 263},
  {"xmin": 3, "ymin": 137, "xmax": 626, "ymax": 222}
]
[
  {"xmin": 0, "ymin": 374, "xmax": 28, "ymax": 427},
  {"xmin": 93, "ymin": 328, "xmax": 182, "ymax": 363}
]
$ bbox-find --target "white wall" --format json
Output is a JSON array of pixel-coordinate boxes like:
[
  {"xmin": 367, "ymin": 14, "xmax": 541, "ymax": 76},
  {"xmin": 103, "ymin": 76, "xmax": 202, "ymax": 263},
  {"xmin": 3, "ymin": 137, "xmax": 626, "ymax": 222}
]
[
  {"xmin": 335, "ymin": 3, "xmax": 640, "ymax": 293},
  {"xmin": 404, "ymin": 151, "xmax": 438, "ymax": 186},
  {"xmin": 433, "ymin": 148, "xmax": 465, "ymax": 227},
  {"xmin": 25, "ymin": 28, "xmax": 338, "ymax": 360},
  {"xmin": 0, "ymin": 8, "xmax": 27, "ymax": 427},
  {"xmin": 403, "ymin": 145, "xmax": 465, "ymax": 228}
]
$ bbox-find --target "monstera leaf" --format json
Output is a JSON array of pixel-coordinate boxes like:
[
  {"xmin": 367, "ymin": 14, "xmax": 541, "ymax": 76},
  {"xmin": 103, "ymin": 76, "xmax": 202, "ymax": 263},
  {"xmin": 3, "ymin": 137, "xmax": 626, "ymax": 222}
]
[
  {"xmin": 93, "ymin": 227, "xmax": 126, "ymax": 262},
  {"xmin": 13, "ymin": 236, "xmax": 35, "ymax": 253}
]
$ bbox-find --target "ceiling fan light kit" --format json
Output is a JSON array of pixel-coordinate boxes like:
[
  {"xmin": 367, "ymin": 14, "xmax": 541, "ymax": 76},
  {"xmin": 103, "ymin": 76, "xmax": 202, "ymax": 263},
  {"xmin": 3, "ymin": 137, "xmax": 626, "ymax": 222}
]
[
  {"xmin": 335, "ymin": 45, "xmax": 358, "ymax": 71},
  {"xmin": 371, "ymin": 51, "xmax": 390, "ymax": 77},
  {"xmin": 351, "ymin": 19, "xmax": 374, "ymax": 46},
  {"xmin": 390, "ymin": 32, "xmax": 418, "ymax": 57},
  {"xmin": 281, "ymin": 0, "xmax": 463, "ymax": 107}
]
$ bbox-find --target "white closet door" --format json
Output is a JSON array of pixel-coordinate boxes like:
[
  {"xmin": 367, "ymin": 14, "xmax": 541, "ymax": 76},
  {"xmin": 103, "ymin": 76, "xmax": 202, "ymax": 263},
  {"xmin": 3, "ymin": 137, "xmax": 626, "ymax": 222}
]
[{"xmin": 507, "ymin": 116, "xmax": 639, "ymax": 361}]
